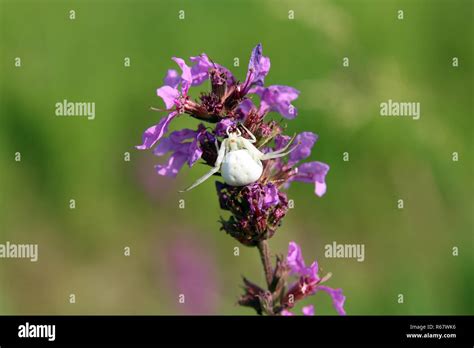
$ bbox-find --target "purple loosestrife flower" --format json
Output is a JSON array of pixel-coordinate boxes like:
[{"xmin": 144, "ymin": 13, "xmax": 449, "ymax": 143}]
[
  {"xmin": 264, "ymin": 132, "xmax": 329, "ymax": 197},
  {"xmin": 240, "ymin": 43, "xmax": 271, "ymax": 95},
  {"xmin": 136, "ymin": 55, "xmax": 234, "ymax": 151},
  {"xmin": 190, "ymin": 54, "xmax": 236, "ymax": 87},
  {"xmin": 136, "ymin": 43, "xmax": 290, "ymax": 152},
  {"xmin": 238, "ymin": 242, "xmax": 345, "ymax": 316},
  {"xmin": 152, "ymin": 124, "xmax": 215, "ymax": 177},
  {"xmin": 136, "ymin": 44, "xmax": 342, "ymax": 316},
  {"xmin": 283, "ymin": 242, "xmax": 346, "ymax": 315},
  {"xmin": 136, "ymin": 58, "xmax": 191, "ymax": 150},
  {"xmin": 250, "ymin": 85, "xmax": 300, "ymax": 119}
]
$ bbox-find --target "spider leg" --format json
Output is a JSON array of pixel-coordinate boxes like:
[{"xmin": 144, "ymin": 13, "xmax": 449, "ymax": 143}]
[
  {"xmin": 268, "ymin": 133, "xmax": 297, "ymax": 155},
  {"xmin": 180, "ymin": 139, "xmax": 227, "ymax": 192},
  {"xmin": 261, "ymin": 147, "xmax": 297, "ymax": 160},
  {"xmin": 240, "ymin": 137, "xmax": 265, "ymax": 161},
  {"xmin": 261, "ymin": 137, "xmax": 299, "ymax": 161},
  {"xmin": 179, "ymin": 166, "xmax": 221, "ymax": 192},
  {"xmin": 240, "ymin": 123, "xmax": 257, "ymax": 143}
]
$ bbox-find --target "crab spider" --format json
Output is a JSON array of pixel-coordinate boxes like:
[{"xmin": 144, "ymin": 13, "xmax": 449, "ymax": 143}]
[{"xmin": 180, "ymin": 124, "xmax": 297, "ymax": 192}]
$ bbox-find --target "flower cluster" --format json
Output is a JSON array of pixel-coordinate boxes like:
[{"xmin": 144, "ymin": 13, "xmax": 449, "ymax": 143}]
[
  {"xmin": 136, "ymin": 44, "xmax": 345, "ymax": 315},
  {"xmin": 282, "ymin": 242, "xmax": 346, "ymax": 315},
  {"xmin": 239, "ymin": 242, "xmax": 346, "ymax": 316},
  {"xmin": 216, "ymin": 182, "xmax": 288, "ymax": 246}
]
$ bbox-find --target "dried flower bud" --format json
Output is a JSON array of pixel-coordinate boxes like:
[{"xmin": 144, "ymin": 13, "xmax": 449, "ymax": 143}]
[
  {"xmin": 217, "ymin": 182, "xmax": 289, "ymax": 246},
  {"xmin": 238, "ymin": 277, "xmax": 266, "ymax": 315}
]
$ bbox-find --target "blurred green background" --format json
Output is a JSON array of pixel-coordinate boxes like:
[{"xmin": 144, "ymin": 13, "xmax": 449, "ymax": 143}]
[{"xmin": 0, "ymin": 0, "xmax": 472, "ymax": 315}]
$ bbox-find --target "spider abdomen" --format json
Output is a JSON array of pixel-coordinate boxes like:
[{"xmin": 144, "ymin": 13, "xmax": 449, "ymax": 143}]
[{"xmin": 221, "ymin": 149, "xmax": 263, "ymax": 186}]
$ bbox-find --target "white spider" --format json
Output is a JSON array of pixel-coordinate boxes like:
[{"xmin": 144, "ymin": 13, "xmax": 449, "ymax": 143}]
[{"xmin": 181, "ymin": 124, "xmax": 296, "ymax": 192}]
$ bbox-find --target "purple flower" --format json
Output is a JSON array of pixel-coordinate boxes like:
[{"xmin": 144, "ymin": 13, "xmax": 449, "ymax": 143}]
[
  {"xmin": 190, "ymin": 54, "xmax": 235, "ymax": 86},
  {"xmin": 273, "ymin": 132, "xmax": 329, "ymax": 197},
  {"xmin": 157, "ymin": 87, "xmax": 180, "ymax": 110},
  {"xmin": 189, "ymin": 54, "xmax": 213, "ymax": 86},
  {"xmin": 245, "ymin": 182, "xmax": 281, "ymax": 213},
  {"xmin": 285, "ymin": 132, "xmax": 329, "ymax": 197},
  {"xmin": 236, "ymin": 99, "xmax": 255, "ymax": 120},
  {"xmin": 251, "ymin": 85, "xmax": 300, "ymax": 119},
  {"xmin": 263, "ymin": 183, "xmax": 280, "ymax": 207},
  {"xmin": 136, "ymin": 55, "xmax": 215, "ymax": 151},
  {"xmin": 162, "ymin": 56, "xmax": 213, "ymax": 91},
  {"xmin": 171, "ymin": 57, "xmax": 193, "ymax": 89},
  {"xmin": 153, "ymin": 125, "xmax": 214, "ymax": 177},
  {"xmin": 274, "ymin": 134, "xmax": 291, "ymax": 150},
  {"xmin": 135, "ymin": 110, "xmax": 179, "ymax": 151},
  {"xmin": 135, "ymin": 43, "xmax": 340, "ymax": 317},
  {"xmin": 136, "ymin": 57, "xmax": 193, "ymax": 151},
  {"xmin": 287, "ymin": 240, "xmax": 317, "ymax": 278},
  {"xmin": 157, "ymin": 57, "xmax": 193, "ymax": 109},
  {"xmin": 214, "ymin": 118, "xmax": 236, "ymax": 137},
  {"xmin": 284, "ymin": 242, "xmax": 346, "ymax": 315},
  {"xmin": 316, "ymin": 285, "xmax": 346, "ymax": 316},
  {"xmin": 291, "ymin": 162, "xmax": 329, "ymax": 197},
  {"xmin": 288, "ymin": 132, "xmax": 318, "ymax": 165},
  {"xmin": 164, "ymin": 69, "xmax": 180, "ymax": 88}
]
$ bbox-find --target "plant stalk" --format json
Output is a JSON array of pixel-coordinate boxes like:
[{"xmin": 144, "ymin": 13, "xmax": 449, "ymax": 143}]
[{"xmin": 257, "ymin": 240, "xmax": 273, "ymax": 288}]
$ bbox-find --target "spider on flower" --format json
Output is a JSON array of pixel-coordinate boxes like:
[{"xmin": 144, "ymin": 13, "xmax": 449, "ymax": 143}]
[{"xmin": 181, "ymin": 124, "xmax": 297, "ymax": 191}]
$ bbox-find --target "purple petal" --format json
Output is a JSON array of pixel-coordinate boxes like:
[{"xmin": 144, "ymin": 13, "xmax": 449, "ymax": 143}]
[
  {"xmin": 274, "ymin": 135, "xmax": 291, "ymax": 151},
  {"xmin": 153, "ymin": 137, "xmax": 174, "ymax": 156},
  {"xmin": 237, "ymin": 99, "xmax": 255, "ymax": 120},
  {"xmin": 188, "ymin": 136, "xmax": 203, "ymax": 167},
  {"xmin": 245, "ymin": 43, "xmax": 271, "ymax": 88},
  {"xmin": 252, "ymin": 85, "xmax": 299, "ymax": 119},
  {"xmin": 190, "ymin": 54, "xmax": 235, "ymax": 87},
  {"xmin": 263, "ymin": 183, "xmax": 280, "ymax": 207},
  {"xmin": 315, "ymin": 182, "xmax": 327, "ymax": 197},
  {"xmin": 215, "ymin": 181, "xmax": 230, "ymax": 210},
  {"xmin": 292, "ymin": 161, "xmax": 330, "ymax": 197},
  {"xmin": 152, "ymin": 126, "xmax": 206, "ymax": 174},
  {"xmin": 281, "ymin": 309, "xmax": 294, "ymax": 316},
  {"xmin": 172, "ymin": 57, "xmax": 192, "ymax": 91},
  {"xmin": 155, "ymin": 152, "xmax": 188, "ymax": 178},
  {"xmin": 164, "ymin": 69, "xmax": 180, "ymax": 88},
  {"xmin": 214, "ymin": 118, "xmax": 236, "ymax": 137},
  {"xmin": 192, "ymin": 126, "xmax": 215, "ymax": 166},
  {"xmin": 217, "ymin": 65, "xmax": 236, "ymax": 86},
  {"xmin": 287, "ymin": 242, "xmax": 307, "ymax": 275},
  {"xmin": 308, "ymin": 261, "xmax": 320, "ymax": 282},
  {"xmin": 169, "ymin": 128, "xmax": 197, "ymax": 143},
  {"xmin": 157, "ymin": 85, "xmax": 179, "ymax": 110},
  {"xmin": 302, "ymin": 305, "xmax": 315, "ymax": 316},
  {"xmin": 136, "ymin": 111, "xmax": 178, "ymax": 150},
  {"xmin": 289, "ymin": 132, "xmax": 318, "ymax": 165},
  {"xmin": 190, "ymin": 54, "xmax": 213, "ymax": 86},
  {"xmin": 246, "ymin": 183, "xmax": 264, "ymax": 212},
  {"xmin": 317, "ymin": 285, "xmax": 346, "ymax": 316},
  {"xmin": 154, "ymin": 128, "xmax": 196, "ymax": 157}
]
